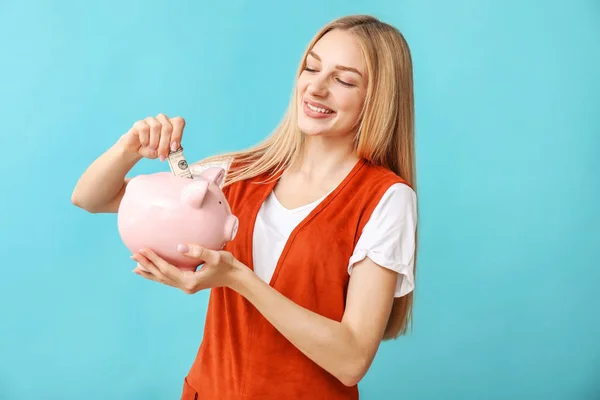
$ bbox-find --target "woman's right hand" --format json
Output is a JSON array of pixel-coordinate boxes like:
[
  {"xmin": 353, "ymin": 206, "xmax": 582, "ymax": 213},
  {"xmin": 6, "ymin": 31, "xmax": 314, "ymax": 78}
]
[{"xmin": 118, "ymin": 113, "xmax": 186, "ymax": 162}]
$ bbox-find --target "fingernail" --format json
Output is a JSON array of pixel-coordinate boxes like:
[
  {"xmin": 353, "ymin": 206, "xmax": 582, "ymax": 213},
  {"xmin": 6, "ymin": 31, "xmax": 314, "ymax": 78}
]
[
  {"xmin": 159, "ymin": 154, "xmax": 166, "ymax": 162},
  {"xmin": 171, "ymin": 141, "xmax": 178, "ymax": 151},
  {"xmin": 177, "ymin": 244, "xmax": 189, "ymax": 253}
]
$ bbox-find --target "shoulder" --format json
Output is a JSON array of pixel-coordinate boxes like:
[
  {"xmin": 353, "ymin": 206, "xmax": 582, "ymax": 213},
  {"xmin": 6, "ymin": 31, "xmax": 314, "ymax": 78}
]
[
  {"xmin": 350, "ymin": 182, "xmax": 417, "ymax": 298},
  {"xmin": 357, "ymin": 162, "xmax": 418, "ymax": 249},
  {"xmin": 362, "ymin": 161, "xmax": 411, "ymax": 186},
  {"xmin": 364, "ymin": 183, "xmax": 417, "ymax": 239},
  {"xmin": 375, "ymin": 182, "xmax": 417, "ymax": 215},
  {"xmin": 356, "ymin": 161, "xmax": 417, "ymax": 210}
]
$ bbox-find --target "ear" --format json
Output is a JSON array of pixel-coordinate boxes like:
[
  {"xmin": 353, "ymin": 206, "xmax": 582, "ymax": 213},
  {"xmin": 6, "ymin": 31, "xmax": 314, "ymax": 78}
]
[
  {"xmin": 181, "ymin": 180, "xmax": 209, "ymax": 209},
  {"xmin": 201, "ymin": 167, "xmax": 226, "ymax": 187}
]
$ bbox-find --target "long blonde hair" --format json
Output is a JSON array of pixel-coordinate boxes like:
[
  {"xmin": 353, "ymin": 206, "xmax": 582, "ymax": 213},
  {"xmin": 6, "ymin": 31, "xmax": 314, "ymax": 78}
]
[{"xmin": 199, "ymin": 14, "xmax": 417, "ymax": 340}]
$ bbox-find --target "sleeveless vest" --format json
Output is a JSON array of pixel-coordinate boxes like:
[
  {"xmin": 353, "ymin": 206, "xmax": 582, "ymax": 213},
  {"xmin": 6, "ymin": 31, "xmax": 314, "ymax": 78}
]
[{"xmin": 180, "ymin": 158, "xmax": 407, "ymax": 400}]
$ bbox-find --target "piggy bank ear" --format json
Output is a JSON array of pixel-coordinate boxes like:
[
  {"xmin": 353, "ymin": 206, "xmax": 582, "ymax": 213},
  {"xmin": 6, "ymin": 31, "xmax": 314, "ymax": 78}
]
[
  {"xmin": 181, "ymin": 180, "xmax": 209, "ymax": 208},
  {"xmin": 201, "ymin": 167, "xmax": 225, "ymax": 187}
]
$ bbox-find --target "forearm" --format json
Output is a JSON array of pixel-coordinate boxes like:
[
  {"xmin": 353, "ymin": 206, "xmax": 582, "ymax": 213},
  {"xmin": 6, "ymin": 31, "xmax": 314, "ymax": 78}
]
[
  {"xmin": 230, "ymin": 266, "xmax": 368, "ymax": 386},
  {"xmin": 71, "ymin": 139, "xmax": 141, "ymax": 212}
]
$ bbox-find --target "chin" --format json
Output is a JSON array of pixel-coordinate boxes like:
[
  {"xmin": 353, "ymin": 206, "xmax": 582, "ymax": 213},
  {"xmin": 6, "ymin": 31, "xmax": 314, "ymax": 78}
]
[
  {"xmin": 297, "ymin": 121, "xmax": 331, "ymax": 136},
  {"xmin": 297, "ymin": 111, "xmax": 337, "ymax": 137}
]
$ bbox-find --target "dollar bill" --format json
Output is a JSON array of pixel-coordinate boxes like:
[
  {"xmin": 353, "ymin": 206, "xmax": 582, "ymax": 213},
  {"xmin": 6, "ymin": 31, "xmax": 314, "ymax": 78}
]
[{"xmin": 167, "ymin": 146, "xmax": 193, "ymax": 179}]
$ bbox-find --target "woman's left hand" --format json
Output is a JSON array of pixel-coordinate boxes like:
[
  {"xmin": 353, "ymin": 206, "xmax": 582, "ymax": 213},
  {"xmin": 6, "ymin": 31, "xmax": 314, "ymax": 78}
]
[{"xmin": 131, "ymin": 244, "xmax": 244, "ymax": 294}]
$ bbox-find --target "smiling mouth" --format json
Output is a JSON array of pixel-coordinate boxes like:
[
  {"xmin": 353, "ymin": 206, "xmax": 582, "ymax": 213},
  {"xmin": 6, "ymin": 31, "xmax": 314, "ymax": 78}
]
[{"xmin": 305, "ymin": 101, "xmax": 335, "ymax": 114}]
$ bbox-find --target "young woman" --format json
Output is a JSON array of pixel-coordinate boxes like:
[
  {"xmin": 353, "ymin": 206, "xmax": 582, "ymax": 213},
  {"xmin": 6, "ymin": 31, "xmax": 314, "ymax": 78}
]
[{"xmin": 72, "ymin": 14, "xmax": 418, "ymax": 400}]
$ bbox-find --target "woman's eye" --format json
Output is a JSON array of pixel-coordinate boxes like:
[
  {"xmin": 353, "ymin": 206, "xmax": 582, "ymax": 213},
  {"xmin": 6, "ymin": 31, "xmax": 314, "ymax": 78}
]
[
  {"xmin": 337, "ymin": 78, "xmax": 354, "ymax": 87},
  {"xmin": 303, "ymin": 66, "xmax": 355, "ymax": 87}
]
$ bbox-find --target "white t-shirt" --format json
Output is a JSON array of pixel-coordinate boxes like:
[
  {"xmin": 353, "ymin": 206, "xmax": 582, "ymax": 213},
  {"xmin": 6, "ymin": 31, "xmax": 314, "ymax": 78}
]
[{"xmin": 191, "ymin": 159, "xmax": 417, "ymax": 298}]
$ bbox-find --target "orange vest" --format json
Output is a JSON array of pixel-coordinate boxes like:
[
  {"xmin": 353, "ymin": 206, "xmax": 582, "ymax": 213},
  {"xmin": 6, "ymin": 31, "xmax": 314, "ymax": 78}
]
[{"xmin": 181, "ymin": 158, "xmax": 407, "ymax": 400}]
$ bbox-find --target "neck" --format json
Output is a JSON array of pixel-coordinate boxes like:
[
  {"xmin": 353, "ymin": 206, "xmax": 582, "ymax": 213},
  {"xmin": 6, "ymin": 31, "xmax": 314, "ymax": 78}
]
[{"xmin": 288, "ymin": 134, "xmax": 360, "ymax": 180}]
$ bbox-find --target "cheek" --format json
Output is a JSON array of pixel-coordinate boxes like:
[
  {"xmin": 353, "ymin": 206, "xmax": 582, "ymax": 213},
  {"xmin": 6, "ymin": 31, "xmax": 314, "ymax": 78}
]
[
  {"xmin": 336, "ymin": 90, "xmax": 364, "ymax": 116},
  {"xmin": 296, "ymin": 75, "xmax": 309, "ymax": 95}
]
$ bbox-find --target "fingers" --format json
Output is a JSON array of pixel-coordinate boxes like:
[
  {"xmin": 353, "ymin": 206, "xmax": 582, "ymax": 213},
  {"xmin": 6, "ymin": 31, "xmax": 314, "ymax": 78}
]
[
  {"xmin": 138, "ymin": 248, "xmax": 184, "ymax": 277},
  {"xmin": 128, "ymin": 114, "xmax": 185, "ymax": 160},
  {"xmin": 133, "ymin": 120, "xmax": 150, "ymax": 147},
  {"xmin": 134, "ymin": 264, "xmax": 149, "ymax": 273},
  {"xmin": 132, "ymin": 253, "xmax": 164, "ymax": 279},
  {"xmin": 132, "ymin": 256, "xmax": 161, "ymax": 282},
  {"xmin": 132, "ymin": 250, "xmax": 199, "ymax": 294},
  {"xmin": 133, "ymin": 264, "xmax": 158, "ymax": 280},
  {"xmin": 144, "ymin": 116, "xmax": 161, "ymax": 153},
  {"xmin": 177, "ymin": 244, "xmax": 219, "ymax": 264},
  {"xmin": 132, "ymin": 247, "xmax": 236, "ymax": 295},
  {"xmin": 170, "ymin": 116, "xmax": 185, "ymax": 151},
  {"xmin": 155, "ymin": 113, "xmax": 173, "ymax": 161}
]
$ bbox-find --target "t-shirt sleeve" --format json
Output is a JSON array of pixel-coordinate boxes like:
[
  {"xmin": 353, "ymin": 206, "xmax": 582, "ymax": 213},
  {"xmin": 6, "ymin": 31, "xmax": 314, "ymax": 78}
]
[
  {"xmin": 348, "ymin": 183, "xmax": 417, "ymax": 298},
  {"xmin": 190, "ymin": 157, "xmax": 234, "ymax": 188}
]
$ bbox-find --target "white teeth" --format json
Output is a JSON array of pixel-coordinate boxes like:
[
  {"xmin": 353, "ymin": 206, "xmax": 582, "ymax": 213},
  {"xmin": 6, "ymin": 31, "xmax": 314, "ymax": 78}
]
[{"xmin": 307, "ymin": 103, "xmax": 333, "ymax": 114}]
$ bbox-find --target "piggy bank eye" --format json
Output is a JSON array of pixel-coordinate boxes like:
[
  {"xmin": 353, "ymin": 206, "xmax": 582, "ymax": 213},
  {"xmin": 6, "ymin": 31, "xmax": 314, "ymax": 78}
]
[{"xmin": 219, "ymin": 201, "xmax": 222, "ymax": 204}]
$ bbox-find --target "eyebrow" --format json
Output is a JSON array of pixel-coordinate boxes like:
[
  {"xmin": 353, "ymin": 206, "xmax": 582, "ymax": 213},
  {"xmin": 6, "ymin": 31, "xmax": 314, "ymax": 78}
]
[{"xmin": 308, "ymin": 51, "xmax": 363, "ymax": 77}]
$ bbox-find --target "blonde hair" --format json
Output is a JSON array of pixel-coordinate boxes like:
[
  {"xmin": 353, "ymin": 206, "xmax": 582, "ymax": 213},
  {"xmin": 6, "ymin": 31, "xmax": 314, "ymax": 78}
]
[{"xmin": 199, "ymin": 14, "xmax": 417, "ymax": 340}]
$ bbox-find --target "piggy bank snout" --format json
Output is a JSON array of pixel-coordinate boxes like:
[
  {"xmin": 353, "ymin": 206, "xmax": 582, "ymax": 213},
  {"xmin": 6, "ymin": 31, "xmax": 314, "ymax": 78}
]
[{"xmin": 225, "ymin": 215, "xmax": 239, "ymax": 241}]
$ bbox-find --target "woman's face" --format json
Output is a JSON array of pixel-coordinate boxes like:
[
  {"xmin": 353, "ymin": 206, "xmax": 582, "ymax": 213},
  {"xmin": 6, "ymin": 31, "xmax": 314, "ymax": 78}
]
[{"xmin": 296, "ymin": 29, "xmax": 368, "ymax": 138}]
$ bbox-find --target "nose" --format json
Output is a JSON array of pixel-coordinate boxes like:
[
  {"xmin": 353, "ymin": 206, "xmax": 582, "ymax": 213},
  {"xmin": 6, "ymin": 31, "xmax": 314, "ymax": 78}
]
[{"xmin": 307, "ymin": 75, "xmax": 328, "ymax": 98}]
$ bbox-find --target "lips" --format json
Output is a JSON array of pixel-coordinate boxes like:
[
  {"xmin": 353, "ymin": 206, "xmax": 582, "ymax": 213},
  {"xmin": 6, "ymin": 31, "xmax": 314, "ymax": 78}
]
[{"xmin": 304, "ymin": 99, "xmax": 335, "ymax": 115}]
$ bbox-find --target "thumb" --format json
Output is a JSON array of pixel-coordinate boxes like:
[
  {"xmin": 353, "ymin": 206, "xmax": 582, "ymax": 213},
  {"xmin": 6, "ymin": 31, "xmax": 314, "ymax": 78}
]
[{"xmin": 177, "ymin": 244, "xmax": 218, "ymax": 263}]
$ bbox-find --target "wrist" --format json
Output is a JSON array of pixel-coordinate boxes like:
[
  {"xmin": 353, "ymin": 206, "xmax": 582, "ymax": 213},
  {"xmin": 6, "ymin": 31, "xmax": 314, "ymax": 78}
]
[
  {"xmin": 227, "ymin": 260, "xmax": 253, "ymax": 294},
  {"xmin": 113, "ymin": 139, "xmax": 143, "ymax": 164}
]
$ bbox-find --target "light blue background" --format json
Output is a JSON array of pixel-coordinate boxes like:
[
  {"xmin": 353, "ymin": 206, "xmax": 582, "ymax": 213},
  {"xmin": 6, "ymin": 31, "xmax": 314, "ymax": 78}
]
[{"xmin": 1, "ymin": 0, "xmax": 598, "ymax": 399}]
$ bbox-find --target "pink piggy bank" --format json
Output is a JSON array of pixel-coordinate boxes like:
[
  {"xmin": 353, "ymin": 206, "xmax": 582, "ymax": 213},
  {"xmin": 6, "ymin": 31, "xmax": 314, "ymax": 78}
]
[{"xmin": 117, "ymin": 167, "xmax": 239, "ymax": 271}]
